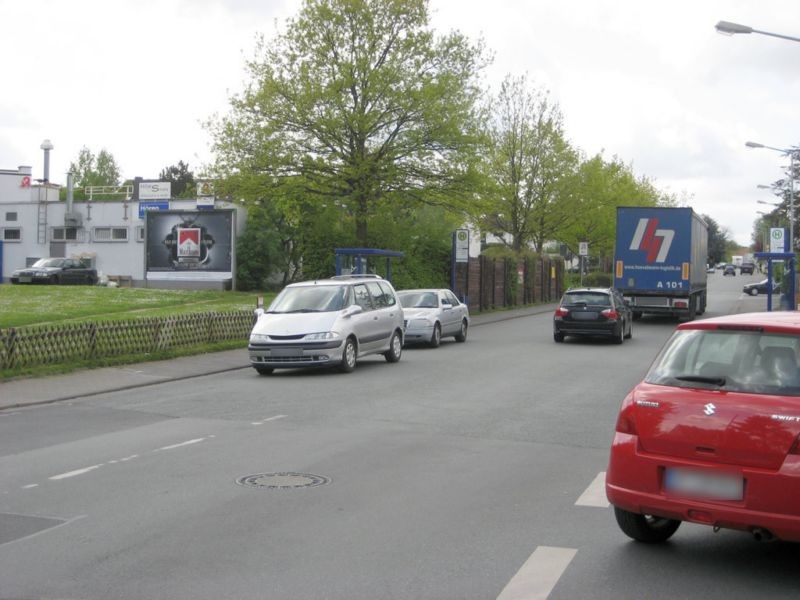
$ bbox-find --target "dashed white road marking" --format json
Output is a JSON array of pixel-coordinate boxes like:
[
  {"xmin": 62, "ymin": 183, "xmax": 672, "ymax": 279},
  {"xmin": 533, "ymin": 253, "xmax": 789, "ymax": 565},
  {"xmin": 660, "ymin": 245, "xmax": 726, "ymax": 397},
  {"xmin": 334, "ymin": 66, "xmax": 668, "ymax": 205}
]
[
  {"xmin": 497, "ymin": 546, "xmax": 578, "ymax": 600},
  {"xmin": 49, "ymin": 465, "xmax": 103, "ymax": 480},
  {"xmin": 157, "ymin": 438, "xmax": 206, "ymax": 451},
  {"xmin": 252, "ymin": 414, "xmax": 288, "ymax": 426},
  {"xmin": 22, "ymin": 484, "xmax": 39, "ymax": 489},
  {"xmin": 575, "ymin": 471, "xmax": 609, "ymax": 508}
]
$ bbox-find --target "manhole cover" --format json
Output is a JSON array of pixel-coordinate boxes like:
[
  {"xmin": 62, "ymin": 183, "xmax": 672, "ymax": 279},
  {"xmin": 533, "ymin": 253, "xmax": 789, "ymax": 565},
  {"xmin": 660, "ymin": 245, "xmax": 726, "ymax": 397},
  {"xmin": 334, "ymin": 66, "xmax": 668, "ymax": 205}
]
[{"xmin": 236, "ymin": 472, "xmax": 331, "ymax": 490}]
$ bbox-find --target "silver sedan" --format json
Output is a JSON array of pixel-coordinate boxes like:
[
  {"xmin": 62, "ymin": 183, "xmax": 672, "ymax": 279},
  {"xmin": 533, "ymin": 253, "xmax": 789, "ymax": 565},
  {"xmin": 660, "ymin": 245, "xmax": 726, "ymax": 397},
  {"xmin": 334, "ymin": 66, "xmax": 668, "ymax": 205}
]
[{"xmin": 397, "ymin": 289, "xmax": 470, "ymax": 347}]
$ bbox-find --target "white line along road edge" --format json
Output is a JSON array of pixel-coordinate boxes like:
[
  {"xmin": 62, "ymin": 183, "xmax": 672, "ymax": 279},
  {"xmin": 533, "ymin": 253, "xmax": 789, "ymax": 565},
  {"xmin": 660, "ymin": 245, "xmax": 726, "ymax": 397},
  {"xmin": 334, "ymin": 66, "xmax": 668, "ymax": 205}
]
[
  {"xmin": 496, "ymin": 546, "xmax": 578, "ymax": 600},
  {"xmin": 575, "ymin": 471, "xmax": 609, "ymax": 508}
]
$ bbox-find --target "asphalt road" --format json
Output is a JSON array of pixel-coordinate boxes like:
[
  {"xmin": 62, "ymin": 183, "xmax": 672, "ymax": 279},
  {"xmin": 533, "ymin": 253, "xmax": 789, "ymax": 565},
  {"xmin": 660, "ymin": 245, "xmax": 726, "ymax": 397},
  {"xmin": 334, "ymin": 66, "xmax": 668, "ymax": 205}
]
[{"xmin": 1, "ymin": 271, "xmax": 799, "ymax": 600}]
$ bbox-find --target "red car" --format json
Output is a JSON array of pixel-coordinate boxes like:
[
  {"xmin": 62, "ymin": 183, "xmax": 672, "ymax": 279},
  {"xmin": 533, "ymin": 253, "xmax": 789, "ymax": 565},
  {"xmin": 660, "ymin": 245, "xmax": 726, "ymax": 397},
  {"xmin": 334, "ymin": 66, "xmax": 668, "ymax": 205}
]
[{"xmin": 606, "ymin": 311, "xmax": 800, "ymax": 543}]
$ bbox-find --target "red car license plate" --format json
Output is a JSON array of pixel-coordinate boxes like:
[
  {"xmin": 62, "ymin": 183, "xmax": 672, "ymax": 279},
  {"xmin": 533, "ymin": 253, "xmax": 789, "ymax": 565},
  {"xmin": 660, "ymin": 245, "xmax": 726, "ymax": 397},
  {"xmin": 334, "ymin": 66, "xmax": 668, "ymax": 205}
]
[{"xmin": 664, "ymin": 468, "xmax": 743, "ymax": 501}]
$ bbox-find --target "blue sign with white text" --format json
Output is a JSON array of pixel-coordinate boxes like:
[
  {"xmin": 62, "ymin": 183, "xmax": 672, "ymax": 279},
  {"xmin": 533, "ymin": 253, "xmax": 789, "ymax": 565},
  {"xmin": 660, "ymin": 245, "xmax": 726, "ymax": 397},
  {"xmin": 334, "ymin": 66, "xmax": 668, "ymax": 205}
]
[{"xmin": 138, "ymin": 201, "xmax": 170, "ymax": 219}]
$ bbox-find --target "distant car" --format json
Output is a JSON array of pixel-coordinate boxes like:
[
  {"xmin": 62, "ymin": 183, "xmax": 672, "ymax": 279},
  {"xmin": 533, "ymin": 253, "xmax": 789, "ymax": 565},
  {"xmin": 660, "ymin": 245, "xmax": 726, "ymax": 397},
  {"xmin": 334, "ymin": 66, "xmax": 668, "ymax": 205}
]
[
  {"xmin": 10, "ymin": 258, "xmax": 97, "ymax": 285},
  {"xmin": 606, "ymin": 311, "xmax": 800, "ymax": 543},
  {"xmin": 247, "ymin": 276, "xmax": 404, "ymax": 374},
  {"xmin": 397, "ymin": 289, "xmax": 469, "ymax": 347},
  {"xmin": 553, "ymin": 287, "xmax": 632, "ymax": 344},
  {"xmin": 743, "ymin": 279, "xmax": 781, "ymax": 296},
  {"xmin": 715, "ymin": 262, "xmax": 725, "ymax": 269},
  {"xmin": 723, "ymin": 265, "xmax": 736, "ymax": 276},
  {"xmin": 740, "ymin": 262, "xmax": 755, "ymax": 275}
]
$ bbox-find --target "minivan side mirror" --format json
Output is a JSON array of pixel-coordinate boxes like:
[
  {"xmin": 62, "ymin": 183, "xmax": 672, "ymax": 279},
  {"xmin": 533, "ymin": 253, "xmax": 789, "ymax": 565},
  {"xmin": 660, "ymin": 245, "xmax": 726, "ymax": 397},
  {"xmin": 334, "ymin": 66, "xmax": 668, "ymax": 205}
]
[{"xmin": 343, "ymin": 305, "xmax": 363, "ymax": 317}]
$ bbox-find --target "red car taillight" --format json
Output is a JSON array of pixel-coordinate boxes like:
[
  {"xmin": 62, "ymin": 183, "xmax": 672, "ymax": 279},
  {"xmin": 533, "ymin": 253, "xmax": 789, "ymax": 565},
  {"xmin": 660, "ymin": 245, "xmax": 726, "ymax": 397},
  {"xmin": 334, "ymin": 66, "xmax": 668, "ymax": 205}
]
[
  {"xmin": 601, "ymin": 308, "xmax": 619, "ymax": 320},
  {"xmin": 615, "ymin": 393, "xmax": 637, "ymax": 435},
  {"xmin": 555, "ymin": 307, "xmax": 569, "ymax": 318}
]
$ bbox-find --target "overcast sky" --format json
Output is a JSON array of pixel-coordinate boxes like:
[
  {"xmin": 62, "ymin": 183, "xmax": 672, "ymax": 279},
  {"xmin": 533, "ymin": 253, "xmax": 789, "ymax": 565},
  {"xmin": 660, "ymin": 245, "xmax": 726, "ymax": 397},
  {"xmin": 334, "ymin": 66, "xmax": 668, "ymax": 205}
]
[{"xmin": 1, "ymin": 0, "xmax": 798, "ymax": 245}]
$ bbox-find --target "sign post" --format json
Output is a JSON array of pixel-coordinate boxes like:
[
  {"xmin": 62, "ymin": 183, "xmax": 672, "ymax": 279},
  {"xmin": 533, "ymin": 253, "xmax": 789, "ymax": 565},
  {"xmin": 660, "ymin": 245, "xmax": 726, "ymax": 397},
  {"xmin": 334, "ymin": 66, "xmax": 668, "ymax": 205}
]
[
  {"xmin": 452, "ymin": 229, "xmax": 470, "ymax": 299},
  {"xmin": 579, "ymin": 241, "xmax": 588, "ymax": 286}
]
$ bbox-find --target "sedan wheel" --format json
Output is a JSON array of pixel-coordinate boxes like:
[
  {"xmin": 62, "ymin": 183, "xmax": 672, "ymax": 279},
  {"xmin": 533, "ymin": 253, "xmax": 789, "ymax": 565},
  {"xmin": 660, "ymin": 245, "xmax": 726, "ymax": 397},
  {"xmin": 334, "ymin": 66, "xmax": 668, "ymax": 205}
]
[
  {"xmin": 428, "ymin": 323, "xmax": 442, "ymax": 348},
  {"xmin": 614, "ymin": 507, "xmax": 680, "ymax": 543},
  {"xmin": 553, "ymin": 330, "xmax": 565, "ymax": 343},
  {"xmin": 384, "ymin": 331, "xmax": 402, "ymax": 363},
  {"xmin": 750, "ymin": 288, "xmax": 759, "ymax": 296},
  {"xmin": 339, "ymin": 337, "xmax": 357, "ymax": 373},
  {"xmin": 454, "ymin": 320, "xmax": 468, "ymax": 343}
]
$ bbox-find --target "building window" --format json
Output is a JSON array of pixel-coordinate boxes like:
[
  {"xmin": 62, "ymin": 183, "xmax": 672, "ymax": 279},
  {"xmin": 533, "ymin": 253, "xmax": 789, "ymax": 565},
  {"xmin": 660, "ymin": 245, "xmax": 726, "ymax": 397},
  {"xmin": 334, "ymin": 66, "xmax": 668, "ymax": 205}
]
[
  {"xmin": 2, "ymin": 228, "xmax": 21, "ymax": 242},
  {"xmin": 5, "ymin": 212, "xmax": 17, "ymax": 222},
  {"xmin": 135, "ymin": 225, "xmax": 145, "ymax": 242},
  {"xmin": 51, "ymin": 227, "xmax": 82, "ymax": 242},
  {"xmin": 93, "ymin": 226, "xmax": 129, "ymax": 242}
]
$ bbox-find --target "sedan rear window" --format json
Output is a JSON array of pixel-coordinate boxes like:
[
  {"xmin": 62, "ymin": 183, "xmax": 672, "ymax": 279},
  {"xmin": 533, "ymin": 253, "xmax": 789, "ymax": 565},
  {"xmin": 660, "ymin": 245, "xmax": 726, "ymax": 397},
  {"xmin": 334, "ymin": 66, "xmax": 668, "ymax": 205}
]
[{"xmin": 646, "ymin": 329, "xmax": 800, "ymax": 395}]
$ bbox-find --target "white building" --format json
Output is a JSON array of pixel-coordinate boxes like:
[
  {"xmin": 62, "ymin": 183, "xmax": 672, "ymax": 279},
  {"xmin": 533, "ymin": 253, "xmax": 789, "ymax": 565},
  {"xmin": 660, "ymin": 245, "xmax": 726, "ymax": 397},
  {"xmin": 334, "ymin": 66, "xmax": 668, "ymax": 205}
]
[{"xmin": 0, "ymin": 163, "xmax": 246, "ymax": 288}]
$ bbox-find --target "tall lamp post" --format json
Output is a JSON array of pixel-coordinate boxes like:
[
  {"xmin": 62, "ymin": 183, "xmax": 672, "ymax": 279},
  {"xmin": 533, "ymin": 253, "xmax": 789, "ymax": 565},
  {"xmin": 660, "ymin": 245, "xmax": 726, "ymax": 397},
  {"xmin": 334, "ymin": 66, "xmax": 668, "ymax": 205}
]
[
  {"xmin": 715, "ymin": 21, "xmax": 800, "ymax": 43},
  {"xmin": 747, "ymin": 141, "xmax": 797, "ymax": 309}
]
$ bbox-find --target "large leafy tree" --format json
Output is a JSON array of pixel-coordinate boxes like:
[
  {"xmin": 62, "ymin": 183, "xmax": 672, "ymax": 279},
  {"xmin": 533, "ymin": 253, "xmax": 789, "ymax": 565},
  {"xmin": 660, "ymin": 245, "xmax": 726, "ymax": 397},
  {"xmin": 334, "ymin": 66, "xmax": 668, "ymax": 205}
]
[
  {"xmin": 702, "ymin": 213, "xmax": 733, "ymax": 265},
  {"xmin": 208, "ymin": 0, "xmax": 487, "ymax": 246},
  {"xmin": 159, "ymin": 160, "xmax": 195, "ymax": 198},
  {"xmin": 478, "ymin": 74, "xmax": 579, "ymax": 252},
  {"xmin": 68, "ymin": 147, "xmax": 121, "ymax": 187}
]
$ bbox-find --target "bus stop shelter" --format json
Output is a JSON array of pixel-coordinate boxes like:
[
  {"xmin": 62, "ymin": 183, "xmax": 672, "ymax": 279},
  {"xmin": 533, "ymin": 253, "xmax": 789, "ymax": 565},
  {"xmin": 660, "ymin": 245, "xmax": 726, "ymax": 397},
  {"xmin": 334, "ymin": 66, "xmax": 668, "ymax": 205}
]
[
  {"xmin": 754, "ymin": 251, "xmax": 795, "ymax": 311},
  {"xmin": 334, "ymin": 248, "xmax": 404, "ymax": 281}
]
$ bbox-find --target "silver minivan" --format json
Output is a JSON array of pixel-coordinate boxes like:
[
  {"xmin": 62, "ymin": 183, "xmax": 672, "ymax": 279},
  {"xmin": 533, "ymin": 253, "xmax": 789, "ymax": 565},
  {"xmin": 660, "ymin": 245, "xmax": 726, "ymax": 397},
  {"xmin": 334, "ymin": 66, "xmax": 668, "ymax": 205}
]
[{"xmin": 248, "ymin": 276, "xmax": 405, "ymax": 374}]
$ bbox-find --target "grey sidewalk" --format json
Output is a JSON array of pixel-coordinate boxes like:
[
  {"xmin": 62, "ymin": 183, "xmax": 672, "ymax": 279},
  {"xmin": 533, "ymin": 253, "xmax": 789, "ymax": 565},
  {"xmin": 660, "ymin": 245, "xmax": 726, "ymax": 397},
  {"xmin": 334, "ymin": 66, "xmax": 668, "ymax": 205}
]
[{"xmin": 0, "ymin": 304, "xmax": 555, "ymax": 411}]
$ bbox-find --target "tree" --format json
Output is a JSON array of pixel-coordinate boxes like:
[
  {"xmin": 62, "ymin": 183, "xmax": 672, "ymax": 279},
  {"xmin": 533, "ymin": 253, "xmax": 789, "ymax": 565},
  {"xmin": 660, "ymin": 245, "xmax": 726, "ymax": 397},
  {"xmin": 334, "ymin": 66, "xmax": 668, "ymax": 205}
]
[
  {"xmin": 68, "ymin": 147, "xmax": 121, "ymax": 188},
  {"xmin": 476, "ymin": 74, "xmax": 580, "ymax": 253},
  {"xmin": 159, "ymin": 160, "xmax": 195, "ymax": 198},
  {"xmin": 208, "ymin": 0, "xmax": 487, "ymax": 246},
  {"xmin": 701, "ymin": 214, "xmax": 732, "ymax": 264}
]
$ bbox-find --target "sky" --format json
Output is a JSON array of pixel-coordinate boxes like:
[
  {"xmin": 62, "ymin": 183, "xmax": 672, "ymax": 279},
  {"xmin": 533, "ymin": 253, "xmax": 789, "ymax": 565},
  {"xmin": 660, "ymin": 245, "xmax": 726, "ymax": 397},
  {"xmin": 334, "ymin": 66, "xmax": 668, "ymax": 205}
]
[{"xmin": 1, "ymin": 0, "xmax": 798, "ymax": 246}]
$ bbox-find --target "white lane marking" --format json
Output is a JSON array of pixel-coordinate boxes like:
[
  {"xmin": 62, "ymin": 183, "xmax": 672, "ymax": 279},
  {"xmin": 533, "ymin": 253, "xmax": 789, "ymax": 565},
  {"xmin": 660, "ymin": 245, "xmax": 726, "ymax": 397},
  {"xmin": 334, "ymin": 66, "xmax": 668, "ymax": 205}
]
[
  {"xmin": 22, "ymin": 484, "xmax": 39, "ymax": 489},
  {"xmin": 497, "ymin": 546, "xmax": 578, "ymax": 600},
  {"xmin": 157, "ymin": 438, "xmax": 205, "ymax": 451},
  {"xmin": 49, "ymin": 465, "xmax": 103, "ymax": 480},
  {"xmin": 252, "ymin": 414, "xmax": 288, "ymax": 425},
  {"xmin": 575, "ymin": 471, "xmax": 609, "ymax": 508},
  {"xmin": 120, "ymin": 454, "xmax": 138, "ymax": 461}
]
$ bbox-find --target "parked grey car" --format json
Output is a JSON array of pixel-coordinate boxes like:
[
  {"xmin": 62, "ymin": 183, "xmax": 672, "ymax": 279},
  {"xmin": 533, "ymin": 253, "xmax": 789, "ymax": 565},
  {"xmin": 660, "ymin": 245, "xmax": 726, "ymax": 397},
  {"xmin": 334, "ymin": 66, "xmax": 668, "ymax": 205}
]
[
  {"xmin": 397, "ymin": 289, "xmax": 469, "ymax": 347},
  {"xmin": 248, "ymin": 276, "xmax": 405, "ymax": 374}
]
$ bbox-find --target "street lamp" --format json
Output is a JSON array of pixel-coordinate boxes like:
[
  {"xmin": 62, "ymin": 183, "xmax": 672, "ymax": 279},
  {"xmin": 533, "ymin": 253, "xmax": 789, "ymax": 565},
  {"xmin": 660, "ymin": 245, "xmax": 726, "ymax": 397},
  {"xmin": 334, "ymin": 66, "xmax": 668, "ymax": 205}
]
[
  {"xmin": 748, "ymin": 141, "xmax": 799, "ymax": 309},
  {"xmin": 746, "ymin": 141, "xmax": 796, "ymax": 254},
  {"xmin": 715, "ymin": 21, "xmax": 800, "ymax": 43}
]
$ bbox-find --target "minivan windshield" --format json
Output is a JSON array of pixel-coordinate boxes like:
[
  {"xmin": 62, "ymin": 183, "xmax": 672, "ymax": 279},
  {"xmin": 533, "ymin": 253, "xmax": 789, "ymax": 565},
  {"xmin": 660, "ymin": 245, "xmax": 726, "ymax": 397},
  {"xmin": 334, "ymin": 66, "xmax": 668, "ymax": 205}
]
[
  {"xmin": 645, "ymin": 329, "xmax": 800, "ymax": 396},
  {"xmin": 267, "ymin": 285, "xmax": 351, "ymax": 313}
]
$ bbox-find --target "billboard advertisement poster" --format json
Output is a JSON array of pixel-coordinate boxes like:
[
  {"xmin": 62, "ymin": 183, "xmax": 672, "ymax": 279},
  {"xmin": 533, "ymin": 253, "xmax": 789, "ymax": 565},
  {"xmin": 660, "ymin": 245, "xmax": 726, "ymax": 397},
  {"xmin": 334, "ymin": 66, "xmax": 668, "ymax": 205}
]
[{"xmin": 145, "ymin": 210, "xmax": 233, "ymax": 272}]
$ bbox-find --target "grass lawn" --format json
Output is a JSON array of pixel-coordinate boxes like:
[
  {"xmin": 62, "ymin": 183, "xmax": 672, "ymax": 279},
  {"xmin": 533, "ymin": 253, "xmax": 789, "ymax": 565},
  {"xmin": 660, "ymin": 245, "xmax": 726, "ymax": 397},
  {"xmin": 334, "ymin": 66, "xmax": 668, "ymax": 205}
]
[{"xmin": 0, "ymin": 284, "xmax": 274, "ymax": 328}]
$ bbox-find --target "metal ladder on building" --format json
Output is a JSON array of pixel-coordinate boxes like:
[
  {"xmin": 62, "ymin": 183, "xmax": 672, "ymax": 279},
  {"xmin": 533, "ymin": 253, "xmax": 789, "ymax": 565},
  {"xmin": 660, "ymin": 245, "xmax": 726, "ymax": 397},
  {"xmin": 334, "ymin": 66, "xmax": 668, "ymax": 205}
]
[{"xmin": 37, "ymin": 187, "xmax": 48, "ymax": 244}]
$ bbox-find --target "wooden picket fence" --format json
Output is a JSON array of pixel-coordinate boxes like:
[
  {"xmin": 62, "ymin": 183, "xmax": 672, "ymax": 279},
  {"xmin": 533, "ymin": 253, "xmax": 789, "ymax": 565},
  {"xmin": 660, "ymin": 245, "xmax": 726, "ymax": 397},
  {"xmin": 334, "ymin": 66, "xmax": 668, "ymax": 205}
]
[{"xmin": 0, "ymin": 311, "xmax": 254, "ymax": 371}]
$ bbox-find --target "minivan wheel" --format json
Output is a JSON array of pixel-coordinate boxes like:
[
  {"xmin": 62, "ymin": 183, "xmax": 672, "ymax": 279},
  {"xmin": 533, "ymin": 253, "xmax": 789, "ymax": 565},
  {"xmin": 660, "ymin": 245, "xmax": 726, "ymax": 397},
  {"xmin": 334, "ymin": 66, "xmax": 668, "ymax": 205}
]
[
  {"xmin": 429, "ymin": 323, "xmax": 441, "ymax": 348},
  {"xmin": 339, "ymin": 337, "xmax": 357, "ymax": 373},
  {"xmin": 613, "ymin": 507, "xmax": 681, "ymax": 543},
  {"xmin": 384, "ymin": 331, "xmax": 402, "ymax": 363}
]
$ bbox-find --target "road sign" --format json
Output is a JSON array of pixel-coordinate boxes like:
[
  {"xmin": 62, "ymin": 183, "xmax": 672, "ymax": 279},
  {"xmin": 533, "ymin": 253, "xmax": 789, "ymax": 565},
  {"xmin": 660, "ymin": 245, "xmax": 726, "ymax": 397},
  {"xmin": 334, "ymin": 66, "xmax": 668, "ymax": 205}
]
[
  {"xmin": 455, "ymin": 229, "xmax": 469, "ymax": 263},
  {"xmin": 770, "ymin": 228, "xmax": 787, "ymax": 253},
  {"xmin": 579, "ymin": 242, "xmax": 588, "ymax": 256}
]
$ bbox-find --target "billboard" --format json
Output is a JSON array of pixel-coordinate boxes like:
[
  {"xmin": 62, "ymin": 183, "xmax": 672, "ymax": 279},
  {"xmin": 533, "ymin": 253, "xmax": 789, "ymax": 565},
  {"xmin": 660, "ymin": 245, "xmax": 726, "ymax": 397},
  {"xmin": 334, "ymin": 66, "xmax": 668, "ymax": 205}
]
[{"xmin": 145, "ymin": 210, "xmax": 234, "ymax": 273}]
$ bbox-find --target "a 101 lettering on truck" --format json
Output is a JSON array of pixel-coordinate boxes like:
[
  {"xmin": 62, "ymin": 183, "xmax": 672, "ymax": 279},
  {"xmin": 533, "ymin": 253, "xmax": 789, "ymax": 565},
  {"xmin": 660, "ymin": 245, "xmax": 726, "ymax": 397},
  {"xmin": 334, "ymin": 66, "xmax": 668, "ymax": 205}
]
[{"xmin": 614, "ymin": 206, "xmax": 709, "ymax": 321}]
